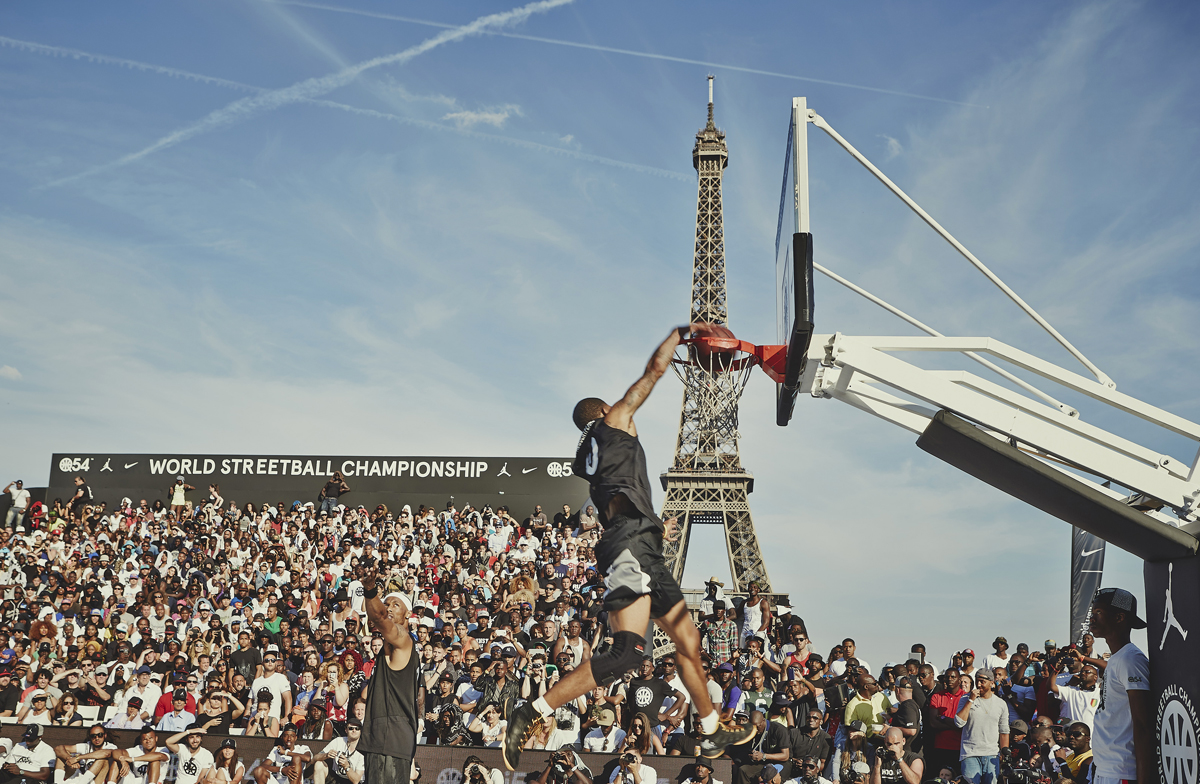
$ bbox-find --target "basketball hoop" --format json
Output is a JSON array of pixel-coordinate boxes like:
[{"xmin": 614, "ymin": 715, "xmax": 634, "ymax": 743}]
[{"xmin": 671, "ymin": 336, "xmax": 788, "ymax": 446}]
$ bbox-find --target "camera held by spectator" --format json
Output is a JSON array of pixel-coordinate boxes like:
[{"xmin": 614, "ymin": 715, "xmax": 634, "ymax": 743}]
[{"xmin": 462, "ymin": 755, "xmax": 503, "ymax": 784}]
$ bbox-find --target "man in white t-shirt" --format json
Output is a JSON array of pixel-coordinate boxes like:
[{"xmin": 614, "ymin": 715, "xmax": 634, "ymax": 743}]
[
  {"xmin": 55, "ymin": 723, "xmax": 118, "ymax": 783},
  {"xmin": 251, "ymin": 724, "xmax": 311, "ymax": 784},
  {"xmin": 1048, "ymin": 660, "xmax": 1101, "ymax": 730},
  {"xmin": 165, "ymin": 725, "xmax": 214, "ymax": 784},
  {"xmin": 3, "ymin": 482, "xmax": 30, "ymax": 530},
  {"xmin": 979, "ymin": 638, "xmax": 1011, "ymax": 673},
  {"xmin": 313, "ymin": 718, "xmax": 365, "ymax": 784},
  {"xmin": 1088, "ymin": 588, "xmax": 1151, "ymax": 784},
  {"xmin": 583, "ymin": 708, "xmax": 626, "ymax": 753},
  {"xmin": 114, "ymin": 727, "xmax": 170, "ymax": 784},
  {"xmin": 4, "ymin": 725, "xmax": 56, "ymax": 782},
  {"xmin": 249, "ymin": 647, "xmax": 293, "ymax": 719}
]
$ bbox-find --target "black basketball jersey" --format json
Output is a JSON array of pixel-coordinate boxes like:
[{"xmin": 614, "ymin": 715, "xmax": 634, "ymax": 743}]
[{"xmin": 572, "ymin": 419, "xmax": 661, "ymax": 529}]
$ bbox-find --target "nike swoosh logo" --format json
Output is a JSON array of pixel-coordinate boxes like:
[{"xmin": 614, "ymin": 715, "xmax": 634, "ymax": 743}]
[
  {"xmin": 124, "ymin": 462, "xmax": 138, "ymax": 469},
  {"xmin": 1081, "ymin": 548, "xmax": 1103, "ymax": 557},
  {"xmin": 522, "ymin": 467, "xmax": 538, "ymax": 474}
]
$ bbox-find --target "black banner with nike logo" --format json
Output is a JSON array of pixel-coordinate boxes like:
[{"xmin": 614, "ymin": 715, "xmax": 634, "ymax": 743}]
[
  {"xmin": 46, "ymin": 453, "xmax": 588, "ymax": 519},
  {"xmin": 1070, "ymin": 525, "xmax": 1107, "ymax": 645}
]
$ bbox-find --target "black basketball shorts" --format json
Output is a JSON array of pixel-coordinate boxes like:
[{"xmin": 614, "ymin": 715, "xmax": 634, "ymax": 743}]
[{"xmin": 595, "ymin": 514, "xmax": 684, "ymax": 619}]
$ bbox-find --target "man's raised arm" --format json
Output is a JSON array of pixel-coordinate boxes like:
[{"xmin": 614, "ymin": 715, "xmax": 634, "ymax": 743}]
[
  {"xmin": 363, "ymin": 567, "xmax": 413, "ymax": 665},
  {"xmin": 606, "ymin": 323, "xmax": 712, "ymax": 435}
]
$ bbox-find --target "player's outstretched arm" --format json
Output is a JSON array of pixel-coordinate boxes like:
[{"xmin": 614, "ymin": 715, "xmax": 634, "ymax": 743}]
[
  {"xmin": 607, "ymin": 323, "xmax": 712, "ymax": 435},
  {"xmin": 363, "ymin": 567, "xmax": 414, "ymax": 664}
]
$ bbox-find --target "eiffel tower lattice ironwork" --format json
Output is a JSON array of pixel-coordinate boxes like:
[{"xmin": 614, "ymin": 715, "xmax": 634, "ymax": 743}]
[{"xmin": 658, "ymin": 78, "xmax": 772, "ymax": 642}]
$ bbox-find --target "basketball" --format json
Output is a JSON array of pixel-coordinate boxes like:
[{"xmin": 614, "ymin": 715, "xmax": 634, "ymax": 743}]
[{"xmin": 692, "ymin": 323, "xmax": 738, "ymax": 372}]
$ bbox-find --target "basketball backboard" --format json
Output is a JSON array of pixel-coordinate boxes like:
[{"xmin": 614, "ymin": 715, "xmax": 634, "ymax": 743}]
[{"xmin": 775, "ymin": 98, "xmax": 816, "ymax": 426}]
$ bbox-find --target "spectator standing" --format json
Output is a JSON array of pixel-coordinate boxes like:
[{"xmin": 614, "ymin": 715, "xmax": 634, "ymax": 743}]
[
  {"xmin": 889, "ymin": 677, "xmax": 922, "ymax": 757},
  {"xmin": 318, "ymin": 473, "xmax": 350, "ymax": 517},
  {"xmin": 844, "ymin": 676, "xmax": 891, "ymax": 739},
  {"xmin": 167, "ymin": 477, "xmax": 194, "ymax": 518},
  {"xmin": 3, "ymin": 481, "xmax": 29, "ymax": 531},
  {"xmin": 1087, "ymin": 588, "xmax": 1151, "ymax": 784},
  {"xmin": 953, "ymin": 670, "xmax": 1009, "ymax": 784},
  {"xmin": 979, "ymin": 639, "xmax": 1010, "ymax": 674},
  {"xmin": 925, "ymin": 668, "xmax": 964, "ymax": 776},
  {"xmin": 67, "ymin": 476, "xmax": 92, "ymax": 519},
  {"xmin": 702, "ymin": 604, "xmax": 738, "ymax": 665},
  {"xmin": 1048, "ymin": 658, "xmax": 1100, "ymax": 730},
  {"xmin": 788, "ymin": 710, "xmax": 832, "ymax": 772}
]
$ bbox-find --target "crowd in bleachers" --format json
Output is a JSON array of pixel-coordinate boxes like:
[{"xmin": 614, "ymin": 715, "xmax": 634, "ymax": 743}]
[{"xmin": 0, "ymin": 475, "xmax": 1123, "ymax": 784}]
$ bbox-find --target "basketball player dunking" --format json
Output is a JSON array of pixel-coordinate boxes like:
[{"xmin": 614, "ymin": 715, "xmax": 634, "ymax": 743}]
[{"xmin": 503, "ymin": 324, "xmax": 754, "ymax": 769}]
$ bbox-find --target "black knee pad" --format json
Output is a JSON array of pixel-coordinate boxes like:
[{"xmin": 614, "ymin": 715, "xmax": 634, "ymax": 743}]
[{"xmin": 590, "ymin": 630, "xmax": 647, "ymax": 686}]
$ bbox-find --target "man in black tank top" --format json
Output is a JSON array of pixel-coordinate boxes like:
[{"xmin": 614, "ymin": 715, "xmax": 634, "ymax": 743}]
[
  {"xmin": 358, "ymin": 567, "xmax": 418, "ymax": 783},
  {"xmin": 503, "ymin": 324, "xmax": 754, "ymax": 770}
]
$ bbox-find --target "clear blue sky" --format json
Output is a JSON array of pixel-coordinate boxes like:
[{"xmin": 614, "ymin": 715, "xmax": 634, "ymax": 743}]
[{"xmin": 4, "ymin": 0, "xmax": 1199, "ymax": 665}]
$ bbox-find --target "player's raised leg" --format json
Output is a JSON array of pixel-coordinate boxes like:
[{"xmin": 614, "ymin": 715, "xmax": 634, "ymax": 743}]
[
  {"xmin": 503, "ymin": 595, "xmax": 652, "ymax": 769},
  {"xmin": 654, "ymin": 599, "xmax": 754, "ymax": 757}
]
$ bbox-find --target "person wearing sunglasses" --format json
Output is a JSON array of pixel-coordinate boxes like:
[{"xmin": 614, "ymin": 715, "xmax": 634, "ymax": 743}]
[
  {"xmin": 55, "ymin": 724, "xmax": 116, "ymax": 782},
  {"xmin": 312, "ymin": 717, "xmax": 365, "ymax": 784}
]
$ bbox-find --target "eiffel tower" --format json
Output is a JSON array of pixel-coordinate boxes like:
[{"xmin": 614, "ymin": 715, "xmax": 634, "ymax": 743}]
[{"xmin": 658, "ymin": 78, "xmax": 772, "ymax": 638}]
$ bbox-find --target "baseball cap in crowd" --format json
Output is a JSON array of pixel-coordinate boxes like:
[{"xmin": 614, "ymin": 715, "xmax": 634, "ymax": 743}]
[
  {"xmin": 220, "ymin": 737, "xmax": 237, "ymax": 750},
  {"xmin": 694, "ymin": 758, "xmax": 714, "ymax": 772},
  {"xmin": 851, "ymin": 762, "xmax": 871, "ymax": 777},
  {"xmin": 127, "ymin": 697, "xmax": 143, "ymax": 708},
  {"xmin": 758, "ymin": 764, "xmax": 783, "ymax": 783},
  {"xmin": 715, "ymin": 662, "xmax": 734, "ymax": 673},
  {"xmin": 1091, "ymin": 587, "xmax": 1148, "ymax": 628},
  {"xmin": 1045, "ymin": 639, "xmax": 1057, "ymax": 649},
  {"xmin": 974, "ymin": 669, "xmax": 994, "ymax": 682},
  {"xmin": 895, "ymin": 676, "xmax": 915, "ymax": 690},
  {"xmin": 595, "ymin": 708, "xmax": 616, "ymax": 727},
  {"xmin": 116, "ymin": 624, "xmax": 128, "ymax": 633},
  {"xmin": 173, "ymin": 689, "xmax": 188, "ymax": 701},
  {"xmin": 438, "ymin": 672, "xmax": 455, "ymax": 683},
  {"xmin": 136, "ymin": 666, "xmax": 152, "ymax": 675},
  {"xmin": 961, "ymin": 648, "xmax": 974, "ymax": 657},
  {"xmin": 1010, "ymin": 720, "xmax": 1030, "ymax": 736},
  {"xmin": 23, "ymin": 725, "xmax": 43, "ymax": 741},
  {"xmin": 347, "ymin": 717, "xmax": 363, "ymax": 729}
]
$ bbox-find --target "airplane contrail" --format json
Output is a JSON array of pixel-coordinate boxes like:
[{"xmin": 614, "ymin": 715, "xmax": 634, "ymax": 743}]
[
  {"xmin": 259, "ymin": 0, "xmax": 988, "ymax": 109},
  {"xmin": 7, "ymin": 34, "xmax": 689, "ymax": 183},
  {"xmin": 39, "ymin": 0, "xmax": 574, "ymax": 189},
  {"xmin": 0, "ymin": 35, "xmax": 259, "ymax": 93}
]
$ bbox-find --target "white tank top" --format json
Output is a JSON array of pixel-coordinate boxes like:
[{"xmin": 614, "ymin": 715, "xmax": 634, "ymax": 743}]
[{"xmin": 566, "ymin": 637, "xmax": 585, "ymax": 665}]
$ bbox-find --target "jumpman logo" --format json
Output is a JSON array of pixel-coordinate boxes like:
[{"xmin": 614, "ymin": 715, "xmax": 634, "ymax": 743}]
[
  {"xmin": 1160, "ymin": 563, "xmax": 1189, "ymax": 651},
  {"xmin": 101, "ymin": 458, "xmax": 113, "ymax": 472},
  {"xmin": 497, "ymin": 462, "xmax": 511, "ymax": 477}
]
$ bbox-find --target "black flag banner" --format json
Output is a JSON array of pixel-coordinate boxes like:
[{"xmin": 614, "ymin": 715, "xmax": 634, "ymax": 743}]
[
  {"xmin": 46, "ymin": 452, "xmax": 588, "ymax": 519},
  {"xmin": 1070, "ymin": 525, "xmax": 1107, "ymax": 645}
]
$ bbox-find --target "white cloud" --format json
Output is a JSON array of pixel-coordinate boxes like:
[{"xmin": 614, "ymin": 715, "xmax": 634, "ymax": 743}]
[
  {"xmin": 0, "ymin": 366, "xmax": 21, "ymax": 380},
  {"xmin": 879, "ymin": 134, "xmax": 903, "ymax": 160},
  {"xmin": 442, "ymin": 104, "xmax": 523, "ymax": 129}
]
